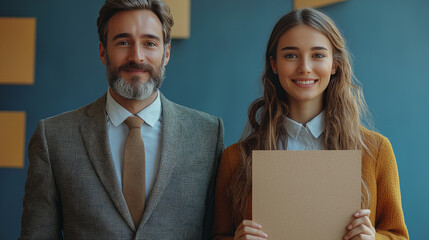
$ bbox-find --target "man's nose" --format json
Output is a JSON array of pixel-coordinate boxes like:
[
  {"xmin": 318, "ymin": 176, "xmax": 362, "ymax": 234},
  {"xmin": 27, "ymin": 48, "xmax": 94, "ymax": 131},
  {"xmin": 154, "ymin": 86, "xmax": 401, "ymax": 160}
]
[{"xmin": 128, "ymin": 44, "xmax": 145, "ymax": 62}]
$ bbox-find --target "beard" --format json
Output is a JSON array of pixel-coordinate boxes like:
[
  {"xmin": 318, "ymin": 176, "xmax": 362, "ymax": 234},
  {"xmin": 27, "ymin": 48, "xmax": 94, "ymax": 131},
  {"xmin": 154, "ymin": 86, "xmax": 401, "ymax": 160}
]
[{"xmin": 106, "ymin": 56, "xmax": 165, "ymax": 100}]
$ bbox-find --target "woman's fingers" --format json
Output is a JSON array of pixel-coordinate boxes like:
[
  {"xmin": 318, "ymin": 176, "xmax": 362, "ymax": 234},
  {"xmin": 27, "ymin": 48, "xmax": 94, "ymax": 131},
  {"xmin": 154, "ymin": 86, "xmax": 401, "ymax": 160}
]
[
  {"xmin": 234, "ymin": 220, "xmax": 267, "ymax": 240},
  {"xmin": 344, "ymin": 209, "xmax": 375, "ymax": 240},
  {"xmin": 353, "ymin": 209, "xmax": 371, "ymax": 218},
  {"xmin": 347, "ymin": 215, "xmax": 373, "ymax": 230},
  {"xmin": 237, "ymin": 220, "xmax": 262, "ymax": 229},
  {"xmin": 348, "ymin": 233, "xmax": 374, "ymax": 240},
  {"xmin": 344, "ymin": 223, "xmax": 373, "ymax": 239}
]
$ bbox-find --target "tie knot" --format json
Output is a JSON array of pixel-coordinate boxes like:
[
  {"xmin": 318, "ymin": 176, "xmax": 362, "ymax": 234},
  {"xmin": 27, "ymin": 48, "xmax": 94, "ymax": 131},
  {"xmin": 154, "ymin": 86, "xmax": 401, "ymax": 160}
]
[{"xmin": 124, "ymin": 116, "xmax": 144, "ymax": 129}]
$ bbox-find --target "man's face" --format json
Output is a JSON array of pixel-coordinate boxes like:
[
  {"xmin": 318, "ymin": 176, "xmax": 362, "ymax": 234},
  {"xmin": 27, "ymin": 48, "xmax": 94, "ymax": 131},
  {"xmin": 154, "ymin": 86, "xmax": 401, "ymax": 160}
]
[{"xmin": 99, "ymin": 10, "xmax": 170, "ymax": 100}]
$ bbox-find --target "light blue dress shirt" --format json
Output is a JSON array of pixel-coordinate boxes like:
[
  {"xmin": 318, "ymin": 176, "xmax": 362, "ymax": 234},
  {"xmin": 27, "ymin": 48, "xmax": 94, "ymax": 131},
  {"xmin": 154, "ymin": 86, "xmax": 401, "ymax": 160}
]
[
  {"xmin": 283, "ymin": 111, "xmax": 325, "ymax": 150},
  {"xmin": 106, "ymin": 90, "xmax": 162, "ymax": 200}
]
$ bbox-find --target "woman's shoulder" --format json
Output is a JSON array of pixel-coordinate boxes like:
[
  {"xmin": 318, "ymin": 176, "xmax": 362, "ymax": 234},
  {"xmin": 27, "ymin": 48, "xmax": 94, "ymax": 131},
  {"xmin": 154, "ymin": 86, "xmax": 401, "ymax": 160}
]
[
  {"xmin": 360, "ymin": 126, "xmax": 393, "ymax": 160},
  {"xmin": 223, "ymin": 142, "xmax": 241, "ymax": 155},
  {"xmin": 220, "ymin": 142, "xmax": 243, "ymax": 172},
  {"xmin": 361, "ymin": 126, "xmax": 388, "ymax": 145}
]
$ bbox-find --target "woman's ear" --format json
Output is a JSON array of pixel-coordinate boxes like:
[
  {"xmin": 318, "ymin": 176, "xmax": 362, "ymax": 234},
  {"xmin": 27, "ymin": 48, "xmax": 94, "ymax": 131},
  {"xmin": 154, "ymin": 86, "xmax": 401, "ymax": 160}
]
[
  {"xmin": 331, "ymin": 62, "xmax": 338, "ymax": 75},
  {"xmin": 270, "ymin": 56, "xmax": 278, "ymax": 74}
]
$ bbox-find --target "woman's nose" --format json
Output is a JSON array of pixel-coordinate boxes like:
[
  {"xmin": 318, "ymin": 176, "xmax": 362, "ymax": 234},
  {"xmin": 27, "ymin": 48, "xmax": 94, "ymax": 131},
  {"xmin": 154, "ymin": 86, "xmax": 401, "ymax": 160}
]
[{"xmin": 298, "ymin": 57, "xmax": 311, "ymax": 74}]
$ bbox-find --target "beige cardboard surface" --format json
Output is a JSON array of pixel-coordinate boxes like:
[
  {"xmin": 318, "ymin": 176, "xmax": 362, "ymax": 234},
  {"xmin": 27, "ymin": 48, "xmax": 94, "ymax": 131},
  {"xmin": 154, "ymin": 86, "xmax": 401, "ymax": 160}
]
[
  {"xmin": 0, "ymin": 111, "xmax": 26, "ymax": 168},
  {"xmin": 252, "ymin": 150, "xmax": 361, "ymax": 239},
  {"xmin": 294, "ymin": 0, "xmax": 346, "ymax": 9},
  {"xmin": 0, "ymin": 17, "xmax": 36, "ymax": 85},
  {"xmin": 164, "ymin": 0, "xmax": 190, "ymax": 38}
]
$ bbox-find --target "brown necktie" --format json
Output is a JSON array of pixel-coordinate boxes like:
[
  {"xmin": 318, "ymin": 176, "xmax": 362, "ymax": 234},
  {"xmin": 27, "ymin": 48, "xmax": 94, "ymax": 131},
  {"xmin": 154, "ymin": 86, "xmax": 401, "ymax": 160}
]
[{"xmin": 123, "ymin": 116, "xmax": 145, "ymax": 227}]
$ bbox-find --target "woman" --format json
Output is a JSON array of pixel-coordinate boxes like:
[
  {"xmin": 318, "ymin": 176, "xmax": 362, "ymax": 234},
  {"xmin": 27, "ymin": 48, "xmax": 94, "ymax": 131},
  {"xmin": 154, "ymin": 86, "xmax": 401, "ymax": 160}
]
[{"xmin": 212, "ymin": 8, "xmax": 408, "ymax": 240}]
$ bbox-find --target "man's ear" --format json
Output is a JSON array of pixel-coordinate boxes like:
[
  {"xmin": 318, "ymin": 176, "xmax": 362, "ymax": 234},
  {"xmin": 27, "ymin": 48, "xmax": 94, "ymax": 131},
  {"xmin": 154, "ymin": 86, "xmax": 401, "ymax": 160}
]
[
  {"xmin": 99, "ymin": 42, "xmax": 107, "ymax": 65},
  {"xmin": 163, "ymin": 43, "xmax": 171, "ymax": 66},
  {"xmin": 270, "ymin": 56, "xmax": 278, "ymax": 74}
]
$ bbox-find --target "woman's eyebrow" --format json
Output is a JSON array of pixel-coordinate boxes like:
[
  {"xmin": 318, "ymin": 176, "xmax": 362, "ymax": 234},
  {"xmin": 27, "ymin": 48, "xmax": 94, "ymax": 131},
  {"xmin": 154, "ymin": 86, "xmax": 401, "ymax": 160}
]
[
  {"xmin": 280, "ymin": 46, "xmax": 299, "ymax": 51},
  {"xmin": 280, "ymin": 46, "xmax": 328, "ymax": 51},
  {"xmin": 312, "ymin": 46, "xmax": 328, "ymax": 51}
]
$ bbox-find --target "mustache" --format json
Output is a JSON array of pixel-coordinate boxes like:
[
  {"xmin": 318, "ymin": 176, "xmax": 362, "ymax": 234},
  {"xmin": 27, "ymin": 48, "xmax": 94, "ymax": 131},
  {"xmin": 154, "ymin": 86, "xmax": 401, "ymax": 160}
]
[{"xmin": 118, "ymin": 61, "xmax": 155, "ymax": 74}]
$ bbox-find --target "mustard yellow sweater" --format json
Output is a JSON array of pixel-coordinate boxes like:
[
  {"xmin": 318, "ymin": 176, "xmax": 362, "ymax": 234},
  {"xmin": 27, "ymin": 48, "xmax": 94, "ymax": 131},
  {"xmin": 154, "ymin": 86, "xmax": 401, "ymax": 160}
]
[{"xmin": 212, "ymin": 128, "xmax": 408, "ymax": 239}]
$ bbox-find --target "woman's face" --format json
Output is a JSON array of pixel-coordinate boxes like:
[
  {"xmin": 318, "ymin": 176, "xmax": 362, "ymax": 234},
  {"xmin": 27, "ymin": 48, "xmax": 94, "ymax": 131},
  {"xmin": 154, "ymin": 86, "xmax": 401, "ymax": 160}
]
[{"xmin": 271, "ymin": 24, "xmax": 336, "ymax": 107}]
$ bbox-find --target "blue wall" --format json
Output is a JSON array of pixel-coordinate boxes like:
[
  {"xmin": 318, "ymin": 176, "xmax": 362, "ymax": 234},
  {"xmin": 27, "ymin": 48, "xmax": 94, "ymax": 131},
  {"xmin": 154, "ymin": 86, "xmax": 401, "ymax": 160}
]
[{"xmin": 1, "ymin": 0, "xmax": 428, "ymax": 239}]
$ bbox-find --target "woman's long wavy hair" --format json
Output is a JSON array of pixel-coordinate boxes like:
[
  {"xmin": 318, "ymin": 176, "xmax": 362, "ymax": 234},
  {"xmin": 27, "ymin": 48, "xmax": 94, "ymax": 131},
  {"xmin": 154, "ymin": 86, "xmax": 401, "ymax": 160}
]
[{"xmin": 229, "ymin": 8, "xmax": 371, "ymax": 221}]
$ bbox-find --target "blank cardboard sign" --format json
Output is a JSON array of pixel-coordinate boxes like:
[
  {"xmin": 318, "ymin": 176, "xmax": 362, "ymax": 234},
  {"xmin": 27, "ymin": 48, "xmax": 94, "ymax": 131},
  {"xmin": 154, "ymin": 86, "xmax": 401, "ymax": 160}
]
[{"xmin": 253, "ymin": 150, "xmax": 361, "ymax": 240}]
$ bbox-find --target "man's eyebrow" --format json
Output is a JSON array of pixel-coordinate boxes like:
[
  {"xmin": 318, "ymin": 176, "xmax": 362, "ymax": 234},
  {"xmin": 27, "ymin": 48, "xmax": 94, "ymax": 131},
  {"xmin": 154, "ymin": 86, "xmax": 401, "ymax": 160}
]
[
  {"xmin": 111, "ymin": 33, "xmax": 161, "ymax": 41},
  {"xmin": 141, "ymin": 34, "xmax": 161, "ymax": 41},
  {"xmin": 112, "ymin": 33, "xmax": 132, "ymax": 41}
]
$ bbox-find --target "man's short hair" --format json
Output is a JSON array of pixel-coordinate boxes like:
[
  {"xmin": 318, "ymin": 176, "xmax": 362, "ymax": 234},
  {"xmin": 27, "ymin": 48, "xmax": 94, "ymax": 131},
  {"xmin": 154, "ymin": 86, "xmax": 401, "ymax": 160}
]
[{"xmin": 97, "ymin": 0, "xmax": 174, "ymax": 48}]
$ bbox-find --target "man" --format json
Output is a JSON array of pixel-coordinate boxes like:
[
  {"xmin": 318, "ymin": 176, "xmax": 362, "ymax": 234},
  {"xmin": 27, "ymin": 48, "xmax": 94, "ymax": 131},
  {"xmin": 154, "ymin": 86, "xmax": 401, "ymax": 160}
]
[{"xmin": 20, "ymin": 0, "xmax": 224, "ymax": 239}]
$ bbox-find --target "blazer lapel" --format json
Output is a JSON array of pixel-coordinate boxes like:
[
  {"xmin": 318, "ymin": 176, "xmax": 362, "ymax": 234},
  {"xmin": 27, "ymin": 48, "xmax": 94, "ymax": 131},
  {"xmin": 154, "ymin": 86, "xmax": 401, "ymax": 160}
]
[
  {"xmin": 138, "ymin": 94, "xmax": 184, "ymax": 228},
  {"xmin": 80, "ymin": 94, "xmax": 135, "ymax": 231}
]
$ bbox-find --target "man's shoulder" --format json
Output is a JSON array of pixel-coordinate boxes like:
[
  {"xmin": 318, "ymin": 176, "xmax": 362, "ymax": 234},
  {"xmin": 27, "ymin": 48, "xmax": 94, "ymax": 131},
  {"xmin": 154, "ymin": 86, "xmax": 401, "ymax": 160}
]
[{"xmin": 42, "ymin": 95, "xmax": 106, "ymax": 125}]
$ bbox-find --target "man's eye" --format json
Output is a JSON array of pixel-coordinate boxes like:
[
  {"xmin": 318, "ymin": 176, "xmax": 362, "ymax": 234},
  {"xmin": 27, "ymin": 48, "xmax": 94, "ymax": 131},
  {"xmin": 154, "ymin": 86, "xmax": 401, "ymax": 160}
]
[
  {"xmin": 145, "ymin": 41, "xmax": 157, "ymax": 47},
  {"xmin": 117, "ymin": 41, "xmax": 129, "ymax": 46}
]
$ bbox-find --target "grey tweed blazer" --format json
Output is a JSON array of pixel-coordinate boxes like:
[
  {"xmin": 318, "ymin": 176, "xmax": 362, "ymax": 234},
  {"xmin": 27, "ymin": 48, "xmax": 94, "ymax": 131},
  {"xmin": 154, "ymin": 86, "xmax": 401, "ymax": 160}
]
[{"xmin": 20, "ymin": 93, "xmax": 224, "ymax": 240}]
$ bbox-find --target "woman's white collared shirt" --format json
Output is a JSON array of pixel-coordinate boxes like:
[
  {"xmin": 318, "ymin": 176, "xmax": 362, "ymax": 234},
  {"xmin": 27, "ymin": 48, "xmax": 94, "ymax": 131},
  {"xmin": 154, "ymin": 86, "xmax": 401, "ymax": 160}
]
[{"xmin": 282, "ymin": 112, "xmax": 325, "ymax": 150}]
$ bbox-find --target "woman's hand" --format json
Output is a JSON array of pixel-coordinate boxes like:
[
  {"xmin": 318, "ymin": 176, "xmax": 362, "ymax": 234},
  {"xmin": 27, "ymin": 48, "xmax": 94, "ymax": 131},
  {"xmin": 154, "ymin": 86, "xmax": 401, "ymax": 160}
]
[
  {"xmin": 234, "ymin": 220, "xmax": 268, "ymax": 240},
  {"xmin": 343, "ymin": 209, "xmax": 375, "ymax": 240}
]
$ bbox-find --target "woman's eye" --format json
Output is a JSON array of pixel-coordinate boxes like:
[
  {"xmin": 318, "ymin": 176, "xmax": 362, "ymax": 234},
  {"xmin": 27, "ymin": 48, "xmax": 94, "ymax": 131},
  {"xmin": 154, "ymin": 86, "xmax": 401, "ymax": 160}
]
[
  {"xmin": 314, "ymin": 53, "xmax": 325, "ymax": 58},
  {"xmin": 284, "ymin": 53, "xmax": 297, "ymax": 59}
]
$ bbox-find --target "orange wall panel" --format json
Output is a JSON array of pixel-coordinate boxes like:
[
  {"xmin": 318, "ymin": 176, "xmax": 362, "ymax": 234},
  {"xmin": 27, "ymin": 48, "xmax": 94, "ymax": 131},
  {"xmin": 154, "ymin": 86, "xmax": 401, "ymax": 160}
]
[
  {"xmin": 0, "ymin": 111, "xmax": 26, "ymax": 168},
  {"xmin": 164, "ymin": 0, "xmax": 190, "ymax": 38},
  {"xmin": 0, "ymin": 17, "xmax": 36, "ymax": 85},
  {"xmin": 294, "ymin": 0, "xmax": 346, "ymax": 9}
]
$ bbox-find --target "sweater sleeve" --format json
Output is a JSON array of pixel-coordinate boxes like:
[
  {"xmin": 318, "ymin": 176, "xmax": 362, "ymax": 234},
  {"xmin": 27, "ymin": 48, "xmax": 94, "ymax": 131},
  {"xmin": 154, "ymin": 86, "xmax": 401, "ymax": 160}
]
[
  {"xmin": 374, "ymin": 136, "xmax": 409, "ymax": 240},
  {"xmin": 211, "ymin": 146, "xmax": 235, "ymax": 240}
]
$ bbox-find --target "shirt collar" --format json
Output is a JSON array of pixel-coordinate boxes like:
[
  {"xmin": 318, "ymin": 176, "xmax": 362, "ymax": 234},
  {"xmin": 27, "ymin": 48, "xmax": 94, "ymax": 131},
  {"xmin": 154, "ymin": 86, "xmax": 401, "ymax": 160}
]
[
  {"xmin": 285, "ymin": 111, "xmax": 325, "ymax": 139},
  {"xmin": 306, "ymin": 111, "xmax": 325, "ymax": 138},
  {"xmin": 106, "ymin": 89, "xmax": 162, "ymax": 127}
]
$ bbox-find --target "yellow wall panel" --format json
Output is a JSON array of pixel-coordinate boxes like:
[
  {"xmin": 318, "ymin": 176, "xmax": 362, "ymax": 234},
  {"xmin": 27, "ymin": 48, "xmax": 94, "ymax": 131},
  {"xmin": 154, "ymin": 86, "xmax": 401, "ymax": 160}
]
[
  {"xmin": 294, "ymin": 0, "xmax": 346, "ymax": 9},
  {"xmin": 0, "ymin": 111, "xmax": 26, "ymax": 168},
  {"xmin": 164, "ymin": 0, "xmax": 190, "ymax": 38},
  {"xmin": 0, "ymin": 17, "xmax": 36, "ymax": 85}
]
